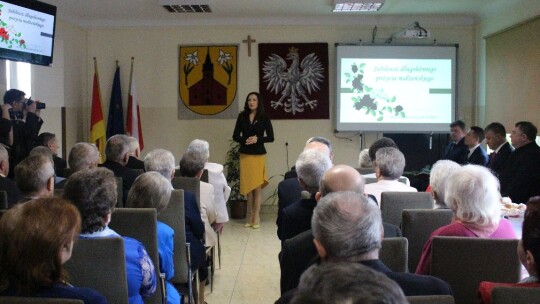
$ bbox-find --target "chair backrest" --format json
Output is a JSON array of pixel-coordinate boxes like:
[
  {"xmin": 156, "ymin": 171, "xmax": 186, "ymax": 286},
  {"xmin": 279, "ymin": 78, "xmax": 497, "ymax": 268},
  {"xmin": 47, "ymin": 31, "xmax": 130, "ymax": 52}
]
[
  {"xmin": 172, "ymin": 177, "xmax": 200, "ymax": 209},
  {"xmin": 491, "ymin": 286, "xmax": 540, "ymax": 304},
  {"xmin": 380, "ymin": 192, "xmax": 433, "ymax": 227},
  {"xmin": 431, "ymin": 236, "xmax": 521, "ymax": 304},
  {"xmin": 0, "ymin": 297, "xmax": 84, "ymax": 304},
  {"xmin": 365, "ymin": 176, "xmax": 409, "ymax": 185},
  {"xmin": 356, "ymin": 167, "xmax": 375, "ymax": 175},
  {"xmin": 0, "ymin": 191, "xmax": 7, "ymax": 210},
  {"xmin": 157, "ymin": 189, "xmax": 189, "ymax": 285},
  {"xmin": 64, "ymin": 237, "xmax": 129, "ymax": 304},
  {"xmin": 379, "ymin": 237, "xmax": 408, "ymax": 273},
  {"xmin": 109, "ymin": 208, "xmax": 162, "ymax": 304},
  {"xmin": 402, "ymin": 209, "xmax": 454, "ymax": 272},
  {"xmin": 115, "ymin": 177, "xmax": 123, "ymax": 208},
  {"xmin": 406, "ymin": 295, "xmax": 455, "ymax": 304}
]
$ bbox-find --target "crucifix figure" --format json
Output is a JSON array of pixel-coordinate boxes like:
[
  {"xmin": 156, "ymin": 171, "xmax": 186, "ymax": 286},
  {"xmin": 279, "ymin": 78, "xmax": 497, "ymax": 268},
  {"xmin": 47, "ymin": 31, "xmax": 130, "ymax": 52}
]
[{"xmin": 242, "ymin": 35, "xmax": 256, "ymax": 57}]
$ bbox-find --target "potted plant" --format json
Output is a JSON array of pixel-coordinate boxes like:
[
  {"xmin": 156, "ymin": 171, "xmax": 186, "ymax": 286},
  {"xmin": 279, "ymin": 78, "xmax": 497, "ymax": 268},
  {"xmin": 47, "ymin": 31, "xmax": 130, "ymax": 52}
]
[{"xmin": 224, "ymin": 140, "xmax": 247, "ymax": 219}]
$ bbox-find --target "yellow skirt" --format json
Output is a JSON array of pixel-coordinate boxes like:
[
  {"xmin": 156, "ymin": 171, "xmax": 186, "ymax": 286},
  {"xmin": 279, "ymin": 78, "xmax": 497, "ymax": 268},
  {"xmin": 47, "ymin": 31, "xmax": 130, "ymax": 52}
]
[{"xmin": 239, "ymin": 154, "xmax": 269, "ymax": 195}]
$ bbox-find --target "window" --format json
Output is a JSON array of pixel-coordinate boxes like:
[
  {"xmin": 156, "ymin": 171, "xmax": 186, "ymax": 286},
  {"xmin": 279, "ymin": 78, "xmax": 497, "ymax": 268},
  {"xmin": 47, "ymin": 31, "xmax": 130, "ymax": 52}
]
[{"xmin": 5, "ymin": 60, "xmax": 31, "ymax": 96}]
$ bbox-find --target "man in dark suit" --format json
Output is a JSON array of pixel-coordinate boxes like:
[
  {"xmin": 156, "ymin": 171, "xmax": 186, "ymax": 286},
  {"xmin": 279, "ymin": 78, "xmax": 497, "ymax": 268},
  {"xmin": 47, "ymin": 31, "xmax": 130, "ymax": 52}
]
[
  {"xmin": 279, "ymin": 165, "xmax": 402, "ymax": 295},
  {"xmin": 444, "ymin": 119, "xmax": 468, "ymax": 163},
  {"xmin": 484, "ymin": 122, "xmax": 514, "ymax": 176},
  {"xmin": 280, "ymin": 148, "xmax": 332, "ymax": 242},
  {"xmin": 499, "ymin": 121, "xmax": 540, "ymax": 204},
  {"xmin": 276, "ymin": 192, "xmax": 452, "ymax": 303},
  {"xmin": 0, "ymin": 145, "xmax": 20, "ymax": 207},
  {"xmin": 125, "ymin": 136, "xmax": 145, "ymax": 171},
  {"xmin": 36, "ymin": 132, "xmax": 67, "ymax": 177},
  {"xmin": 100, "ymin": 134, "xmax": 142, "ymax": 205},
  {"xmin": 463, "ymin": 126, "xmax": 488, "ymax": 166},
  {"xmin": 277, "ymin": 136, "xmax": 333, "ymax": 240}
]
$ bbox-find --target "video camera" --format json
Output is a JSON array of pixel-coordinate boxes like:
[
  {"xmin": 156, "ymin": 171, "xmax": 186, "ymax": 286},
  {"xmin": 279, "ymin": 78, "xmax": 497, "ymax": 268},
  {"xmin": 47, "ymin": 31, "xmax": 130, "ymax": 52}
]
[{"xmin": 25, "ymin": 97, "xmax": 46, "ymax": 110}]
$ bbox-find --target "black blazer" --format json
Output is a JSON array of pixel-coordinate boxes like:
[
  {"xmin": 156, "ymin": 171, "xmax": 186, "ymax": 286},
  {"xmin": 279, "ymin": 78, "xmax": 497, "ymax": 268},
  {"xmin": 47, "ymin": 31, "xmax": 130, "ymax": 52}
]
[
  {"xmin": 232, "ymin": 113, "xmax": 274, "ymax": 155},
  {"xmin": 444, "ymin": 137, "xmax": 468, "ymax": 164},
  {"xmin": 487, "ymin": 142, "xmax": 513, "ymax": 176},
  {"xmin": 100, "ymin": 161, "xmax": 142, "ymax": 205},
  {"xmin": 53, "ymin": 155, "xmax": 67, "ymax": 178},
  {"xmin": 466, "ymin": 145, "xmax": 488, "ymax": 166},
  {"xmin": 279, "ymin": 224, "xmax": 403, "ymax": 295},
  {"xmin": 499, "ymin": 141, "xmax": 540, "ymax": 204},
  {"xmin": 126, "ymin": 156, "xmax": 145, "ymax": 171},
  {"xmin": 276, "ymin": 259, "xmax": 452, "ymax": 303},
  {"xmin": 0, "ymin": 175, "xmax": 21, "ymax": 208},
  {"xmin": 276, "ymin": 178, "xmax": 303, "ymax": 240},
  {"xmin": 280, "ymin": 196, "xmax": 317, "ymax": 242}
]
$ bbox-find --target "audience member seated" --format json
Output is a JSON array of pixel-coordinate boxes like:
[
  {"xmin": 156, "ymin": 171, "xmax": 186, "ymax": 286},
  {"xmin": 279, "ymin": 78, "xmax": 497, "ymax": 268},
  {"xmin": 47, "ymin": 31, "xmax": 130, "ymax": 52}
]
[
  {"xmin": 143, "ymin": 147, "xmax": 207, "ymax": 303},
  {"xmin": 277, "ymin": 191, "xmax": 452, "ymax": 303},
  {"xmin": 478, "ymin": 196, "xmax": 540, "ymax": 304},
  {"xmin": 444, "ymin": 119, "xmax": 468, "ymax": 164},
  {"xmin": 179, "ymin": 151, "xmax": 218, "ymax": 249},
  {"xmin": 126, "ymin": 136, "xmax": 145, "ymax": 171},
  {"xmin": 499, "ymin": 121, "xmax": 540, "ymax": 204},
  {"xmin": 100, "ymin": 134, "xmax": 142, "ymax": 205},
  {"xmin": 29, "ymin": 146, "xmax": 65, "ymax": 185},
  {"xmin": 0, "ymin": 144, "xmax": 21, "ymax": 207},
  {"xmin": 358, "ymin": 148, "xmax": 373, "ymax": 168},
  {"xmin": 484, "ymin": 122, "xmax": 513, "ymax": 177},
  {"xmin": 187, "ymin": 139, "xmax": 230, "ymax": 233},
  {"xmin": 14, "ymin": 154, "xmax": 55, "ymax": 203},
  {"xmin": 280, "ymin": 165, "xmax": 402, "ymax": 295},
  {"xmin": 463, "ymin": 126, "xmax": 489, "ymax": 166},
  {"xmin": 36, "ymin": 132, "xmax": 67, "ymax": 177},
  {"xmin": 280, "ymin": 149, "xmax": 332, "ymax": 242},
  {"xmin": 364, "ymin": 137, "xmax": 411, "ymax": 187},
  {"xmin": 277, "ymin": 137, "xmax": 333, "ymax": 239},
  {"xmin": 416, "ymin": 165, "xmax": 517, "ymax": 275},
  {"xmin": 0, "ymin": 197, "xmax": 107, "ymax": 303},
  {"xmin": 126, "ymin": 172, "xmax": 181, "ymax": 304},
  {"xmin": 364, "ymin": 147, "xmax": 417, "ymax": 204},
  {"xmin": 63, "ymin": 168, "xmax": 156, "ymax": 304},
  {"xmin": 290, "ymin": 263, "xmax": 408, "ymax": 304},
  {"xmin": 429, "ymin": 160, "xmax": 461, "ymax": 209}
]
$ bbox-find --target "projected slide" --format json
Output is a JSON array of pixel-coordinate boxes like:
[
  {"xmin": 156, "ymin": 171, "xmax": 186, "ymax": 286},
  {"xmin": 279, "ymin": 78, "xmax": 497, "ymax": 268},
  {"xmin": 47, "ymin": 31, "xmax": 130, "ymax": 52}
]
[
  {"xmin": 0, "ymin": 1, "xmax": 55, "ymax": 56},
  {"xmin": 335, "ymin": 45, "xmax": 457, "ymax": 132}
]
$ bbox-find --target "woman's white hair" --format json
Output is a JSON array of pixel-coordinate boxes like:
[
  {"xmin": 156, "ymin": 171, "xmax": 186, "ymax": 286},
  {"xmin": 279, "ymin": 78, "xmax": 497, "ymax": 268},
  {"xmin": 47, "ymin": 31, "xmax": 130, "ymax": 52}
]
[
  {"xmin": 187, "ymin": 139, "xmax": 210, "ymax": 163},
  {"xmin": 358, "ymin": 149, "xmax": 372, "ymax": 168},
  {"xmin": 445, "ymin": 164, "xmax": 501, "ymax": 226},
  {"xmin": 430, "ymin": 160, "xmax": 461, "ymax": 208}
]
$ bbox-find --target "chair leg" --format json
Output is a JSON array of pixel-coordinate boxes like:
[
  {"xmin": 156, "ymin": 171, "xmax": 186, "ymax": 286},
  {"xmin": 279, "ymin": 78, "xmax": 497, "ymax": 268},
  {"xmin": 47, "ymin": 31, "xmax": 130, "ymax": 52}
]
[{"xmin": 217, "ymin": 233, "xmax": 222, "ymax": 270}]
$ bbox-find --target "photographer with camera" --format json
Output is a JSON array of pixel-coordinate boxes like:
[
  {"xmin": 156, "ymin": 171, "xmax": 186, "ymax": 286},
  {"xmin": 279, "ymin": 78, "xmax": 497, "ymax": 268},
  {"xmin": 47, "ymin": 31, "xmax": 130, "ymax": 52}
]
[{"xmin": 2, "ymin": 89, "xmax": 44, "ymax": 176}]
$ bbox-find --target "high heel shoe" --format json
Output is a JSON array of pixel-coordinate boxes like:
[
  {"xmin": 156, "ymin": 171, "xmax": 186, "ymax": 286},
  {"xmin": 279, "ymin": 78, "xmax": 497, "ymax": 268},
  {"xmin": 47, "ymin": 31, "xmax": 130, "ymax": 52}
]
[{"xmin": 252, "ymin": 224, "xmax": 260, "ymax": 229}]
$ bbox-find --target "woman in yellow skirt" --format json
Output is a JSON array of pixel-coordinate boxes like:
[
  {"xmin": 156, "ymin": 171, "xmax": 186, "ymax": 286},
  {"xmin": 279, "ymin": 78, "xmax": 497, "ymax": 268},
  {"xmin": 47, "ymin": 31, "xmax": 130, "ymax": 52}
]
[{"xmin": 233, "ymin": 92, "xmax": 274, "ymax": 228}]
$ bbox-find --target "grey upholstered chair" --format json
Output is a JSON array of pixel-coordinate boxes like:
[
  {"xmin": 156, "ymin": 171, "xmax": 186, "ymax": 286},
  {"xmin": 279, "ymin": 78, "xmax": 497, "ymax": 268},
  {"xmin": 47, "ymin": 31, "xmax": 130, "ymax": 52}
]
[
  {"xmin": 157, "ymin": 189, "xmax": 197, "ymax": 304},
  {"xmin": 109, "ymin": 208, "xmax": 164, "ymax": 304},
  {"xmin": 380, "ymin": 237, "xmax": 408, "ymax": 273},
  {"xmin": 406, "ymin": 295, "xmax": 455, "ymax": 304},
  {"xmin": 402, "ymin": 208, "xmax": 453, "ymax": 272},
  {"xmin": 364, "ymin": 176, "xmax": 409, "ymax": 185},
  {"xmin": 0, "ymin": 298, "xmax": 84, "ymax": 304},
  {"xmin": 356, "ymin": 167, "xmax": 375, "ymax": 175},
  {"xmin": 491, "ymin": 286, "xmax": 540, "ymax": 304},
  {"xmin": 380, "ymin": 192, "xmax": 433, "ymax": 227},
  {"xmin": 64, "ymin": 237, "xmax": 129, "ymax": 304},
  {"xmin": 431, "ymin": 236, "xmax": 521, "ymax": 304},
  {"xmin": 172, "ymin": 177, "xmax": 200, "ymax": 209}
]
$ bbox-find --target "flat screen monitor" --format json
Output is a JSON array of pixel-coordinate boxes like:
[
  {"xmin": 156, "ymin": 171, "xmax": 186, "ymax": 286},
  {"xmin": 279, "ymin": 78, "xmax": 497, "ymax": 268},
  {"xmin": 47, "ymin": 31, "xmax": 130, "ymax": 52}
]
[
  {"xmin": 0, "ymin": 0, "xmax": 57, "ymax": 67},
  {"xmin": 335, "ymin": 45, "xmax": 458, "ymax": 133}
]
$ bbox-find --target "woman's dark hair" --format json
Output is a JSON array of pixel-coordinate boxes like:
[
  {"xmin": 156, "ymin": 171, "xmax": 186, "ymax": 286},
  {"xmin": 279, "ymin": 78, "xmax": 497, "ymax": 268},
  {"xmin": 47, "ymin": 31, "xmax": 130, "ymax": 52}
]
[
  {"xmin": 0, "ymin": 197, "xmax": 81, "ymax": 295},
  {"xmin": 522, "ymin": 196, "xmax": 540, "ymax": 275},
  {"xmin": 63, "ymin": 168, "xmax": 117, "ymax": 233},
  {"xmin": 242, "ymin": 92, "xmax": 265, "ymax": 119}
]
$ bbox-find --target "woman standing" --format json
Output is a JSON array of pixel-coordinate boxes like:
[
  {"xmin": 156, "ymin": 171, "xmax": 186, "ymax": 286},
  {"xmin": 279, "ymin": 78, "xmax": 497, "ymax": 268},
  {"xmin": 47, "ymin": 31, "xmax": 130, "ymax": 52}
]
[{"xmin": 233, "ymin": 92, "xmax": 274, "ymax": 229}]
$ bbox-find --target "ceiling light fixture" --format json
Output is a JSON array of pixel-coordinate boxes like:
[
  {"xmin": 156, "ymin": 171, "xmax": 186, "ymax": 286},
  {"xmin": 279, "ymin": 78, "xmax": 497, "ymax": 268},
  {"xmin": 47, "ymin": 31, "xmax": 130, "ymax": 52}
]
[
  {"xmin": 333, "ymin": 0, "xmax": 384, "ymax": 12},
  {"xmin": 159, "ymin": 0, "xmax": 211, "ymax": 13}
]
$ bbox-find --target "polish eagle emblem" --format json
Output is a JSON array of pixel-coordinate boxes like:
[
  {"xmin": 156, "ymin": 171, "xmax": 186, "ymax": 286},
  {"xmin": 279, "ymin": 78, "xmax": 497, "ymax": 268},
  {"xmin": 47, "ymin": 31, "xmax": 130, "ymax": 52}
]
[{"xmin": 262, "ymin": 47, "xmax": 325, "ymax": 114}]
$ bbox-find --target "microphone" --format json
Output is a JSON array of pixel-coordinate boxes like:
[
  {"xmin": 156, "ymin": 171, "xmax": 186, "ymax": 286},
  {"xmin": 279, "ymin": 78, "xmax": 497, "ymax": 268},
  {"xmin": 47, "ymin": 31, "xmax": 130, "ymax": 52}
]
[{"xmin": 285, "ymin": 142, "xmax": 289, "ymax": 170}]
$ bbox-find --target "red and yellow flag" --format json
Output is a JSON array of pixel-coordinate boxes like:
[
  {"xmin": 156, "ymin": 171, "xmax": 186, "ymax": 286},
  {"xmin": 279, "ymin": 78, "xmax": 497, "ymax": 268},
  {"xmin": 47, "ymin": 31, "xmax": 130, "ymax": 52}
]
[{"xmin": 90, "ymin": 58, "xmax": 106, "ymax": 163}]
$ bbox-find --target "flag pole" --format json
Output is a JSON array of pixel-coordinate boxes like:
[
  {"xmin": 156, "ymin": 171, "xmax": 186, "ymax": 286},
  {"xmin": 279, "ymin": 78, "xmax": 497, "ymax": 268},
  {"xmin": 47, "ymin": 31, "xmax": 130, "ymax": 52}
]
[{"xmin": 129, "ymin": 57, "xmax": 134, "ymax": 96}]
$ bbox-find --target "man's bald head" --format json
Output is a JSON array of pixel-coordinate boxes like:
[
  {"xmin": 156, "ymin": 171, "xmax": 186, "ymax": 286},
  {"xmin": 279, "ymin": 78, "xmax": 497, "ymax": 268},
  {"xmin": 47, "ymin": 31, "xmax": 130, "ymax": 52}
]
[{"xmin": 319, "ymin": 165, "xmax": 365, "ymax": 197}]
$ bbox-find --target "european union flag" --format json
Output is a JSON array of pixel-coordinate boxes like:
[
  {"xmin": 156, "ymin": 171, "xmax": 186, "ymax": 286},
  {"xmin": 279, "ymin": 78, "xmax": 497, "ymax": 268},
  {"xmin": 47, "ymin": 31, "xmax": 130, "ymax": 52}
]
[{"xmin": 107, "ymin": 65, "xmax": 124, "ymax": 138}]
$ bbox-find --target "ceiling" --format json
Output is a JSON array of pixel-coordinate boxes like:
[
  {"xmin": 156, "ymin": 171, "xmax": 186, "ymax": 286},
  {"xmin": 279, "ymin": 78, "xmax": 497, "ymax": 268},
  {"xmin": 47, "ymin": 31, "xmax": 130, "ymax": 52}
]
[{"xmin": 42, "ymin": 0, "xmax": 516, "ymax": 27}]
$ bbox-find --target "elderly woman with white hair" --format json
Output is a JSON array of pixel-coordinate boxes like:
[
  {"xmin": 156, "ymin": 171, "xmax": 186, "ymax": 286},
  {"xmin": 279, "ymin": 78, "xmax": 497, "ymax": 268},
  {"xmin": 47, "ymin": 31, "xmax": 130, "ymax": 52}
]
[
  {"xmin": 416, "ymin": 165, "xmax": 517, "ymax": 275},
  {"xmin": 429, "ymin": 160, "xmax": 461, "ymax": 209},
  {"xmin": 187, "ymin": 139, "xmax": 230, "ymax": 232}
]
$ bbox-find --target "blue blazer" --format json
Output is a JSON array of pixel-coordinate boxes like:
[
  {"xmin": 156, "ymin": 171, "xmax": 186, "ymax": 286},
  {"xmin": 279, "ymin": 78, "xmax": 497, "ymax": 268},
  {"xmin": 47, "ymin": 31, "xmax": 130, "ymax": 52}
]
[
  {"xmin": 466, "ymin": 145, "xmax": 489, "ymax": 166},
  {"xmin": 184, "ymin": 191, "xmax": 206, "ymax": 271}
]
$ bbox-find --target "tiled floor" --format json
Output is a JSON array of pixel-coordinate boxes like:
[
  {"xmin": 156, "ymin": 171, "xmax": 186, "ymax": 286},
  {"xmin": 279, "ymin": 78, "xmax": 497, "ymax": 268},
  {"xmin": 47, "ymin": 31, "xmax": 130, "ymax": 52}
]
[{"xmin": 205, "ymin": 213, "xmax": 281, "ymax": 304}]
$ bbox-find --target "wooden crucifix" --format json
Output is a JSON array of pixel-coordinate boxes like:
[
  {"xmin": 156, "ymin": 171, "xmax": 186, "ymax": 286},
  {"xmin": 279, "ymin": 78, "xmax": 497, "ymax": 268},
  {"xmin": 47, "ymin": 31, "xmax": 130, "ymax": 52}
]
[{"xmin": 242, "ymin": 35, "xmax": 256, "ymax": 57}]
